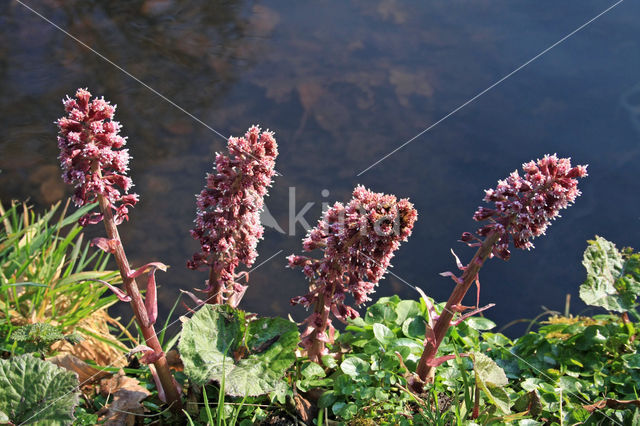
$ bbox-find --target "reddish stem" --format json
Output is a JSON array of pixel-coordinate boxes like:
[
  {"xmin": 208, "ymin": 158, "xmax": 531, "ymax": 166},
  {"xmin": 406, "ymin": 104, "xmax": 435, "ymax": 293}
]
[
  {"xmin": 416, "ymin": 231, "xmax": 501, "ymax": 382},
  {"xmin": 94, "ymin": 169, "xmax": 181, "ymax": 410},
  {"xmin": 206, "ymin": 266, "xmax": 224, "ymax": 305},
  {"xmin": 307, "ymin": 289, "xmax": 330, "ymax": 363}
]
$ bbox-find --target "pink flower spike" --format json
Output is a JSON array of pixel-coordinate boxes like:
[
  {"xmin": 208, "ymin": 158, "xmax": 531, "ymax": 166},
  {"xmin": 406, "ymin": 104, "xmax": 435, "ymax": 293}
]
[
  {"xmin": 188, "ymin": 125, "xmax": 278, "ymax": 305},
  {"xmin": 87, "ymin": 278, "xmax": 131, "ymax": 302},
  {"xmin": 290, "ymin": 185, "xmax": 418, "ymax": 362},
  {"xmin": 470, "ymin": 154, "xmax": 587, "ymax": 260},
  {"xmin": 56, "ymin": 88, "xmax": 139, "ymax": 224}
]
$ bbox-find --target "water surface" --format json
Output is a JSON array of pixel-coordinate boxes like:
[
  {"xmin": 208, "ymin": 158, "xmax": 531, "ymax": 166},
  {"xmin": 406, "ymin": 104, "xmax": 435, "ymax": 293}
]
[{"xmin": 1, "ymin": 0, "xmax": 639, "ymax": 336}]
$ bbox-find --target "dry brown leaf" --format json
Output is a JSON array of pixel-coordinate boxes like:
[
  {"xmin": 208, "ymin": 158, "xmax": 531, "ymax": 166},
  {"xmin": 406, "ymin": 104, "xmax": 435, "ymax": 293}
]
[
  {"xmin": 294, "ymin": 393, "xmax": 317, "ymax": 425},
  {"xmin": 47, "ymin": 353, "xmax": 111, "ymax": 386},
  {"xmin": 52, "ymin": 309, "xmax": 128, "ymax": 367},
  {"xmin": 99, "ymin": 370, "xmax": 151, "ymax": 425}
]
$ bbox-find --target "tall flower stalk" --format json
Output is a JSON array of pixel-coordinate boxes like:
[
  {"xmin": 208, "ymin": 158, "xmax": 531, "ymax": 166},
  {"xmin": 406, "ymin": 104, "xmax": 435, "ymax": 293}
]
[
  {"xmin": 188, "ymin": 125, "xmax": 278, "ymax": 307},
  {"xmin": 414, "ymin": 154, "xmax": 587, "ymax": 387},
  {"xmin": 56, "ymin": 88, "xmax": 181, "ymax": 409},
  {"xmin": 289, "ymin": 185, "xmax": 418, "ymax": 363}
]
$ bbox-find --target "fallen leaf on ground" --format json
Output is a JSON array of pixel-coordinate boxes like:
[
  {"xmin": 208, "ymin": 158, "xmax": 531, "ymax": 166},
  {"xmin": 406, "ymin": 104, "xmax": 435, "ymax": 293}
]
[
  {"xmin": 47, "ymin": 353, "xmax": 111, "ymax": 386},
  {"xmin": 98, "ymin": 370, "xmax": 151, "ymax": 425}
]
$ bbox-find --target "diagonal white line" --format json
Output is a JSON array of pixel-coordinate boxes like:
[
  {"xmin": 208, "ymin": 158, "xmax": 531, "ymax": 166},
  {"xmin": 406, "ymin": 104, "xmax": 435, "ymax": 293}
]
[
  {"xmin": 14, "ymin": 0, "xmax": 284, "ymax": 176},
  {"xmin": 19, "ymin": 249, "xmax": 283, "ymax": 424},
  {"xmin": 357, "ymin": 0, "xmax": 624, "ymax": 176}
]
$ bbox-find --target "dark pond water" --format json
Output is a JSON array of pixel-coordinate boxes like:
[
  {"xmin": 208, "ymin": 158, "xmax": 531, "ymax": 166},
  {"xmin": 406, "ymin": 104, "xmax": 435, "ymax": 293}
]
[{"xmin": 1, "ymin": 0, "xmax": 639, "ymax": 337}]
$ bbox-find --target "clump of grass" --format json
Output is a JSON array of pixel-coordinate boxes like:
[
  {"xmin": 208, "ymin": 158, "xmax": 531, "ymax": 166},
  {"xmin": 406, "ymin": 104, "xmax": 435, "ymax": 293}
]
[{"xmin": 0, "ymin": 200, "xmax": 123, "ymax": 353}]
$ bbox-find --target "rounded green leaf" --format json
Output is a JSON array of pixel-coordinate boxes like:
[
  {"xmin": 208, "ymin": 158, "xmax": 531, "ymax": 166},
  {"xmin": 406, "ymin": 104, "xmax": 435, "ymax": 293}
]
[
  {"xmin": 365, "ymin": 303, "xmax": 397, "ymax": 324},
  {"xmin": 340, "ymin": 357, "xmax": 370, "ymax": 378},
  {"xmin": 402, "ymin": 316, "xmax": 426, "ymax": 339},
  {"xmin": 373, "ymin": 323, "xmax": 395, "ymax": 346},
  {"xmin": 178, "ymin": 305, "xmax": 299, "ymax": 396},
  {"xmin": 395, "ymin": 300, "xmax": 421, "ymax": 325}
]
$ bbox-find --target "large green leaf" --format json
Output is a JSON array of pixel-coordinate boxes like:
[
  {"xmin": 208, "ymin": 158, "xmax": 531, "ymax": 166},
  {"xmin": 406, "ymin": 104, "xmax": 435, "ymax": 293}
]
[
  {"xmin": 372, "ymin": 323, "xmax": 395, "ymax": 347},
  {"xmin": 472, "ymin": 351, "xmax": 510, "ymax": 415},
  {"xmin": 340, "ymin": 357, "xmax": 370, "ymax": 379},
  {"xmin": 0, "ymin": 354, "xmax": 79, "ymax": 425},
  {"xmin": 579, "ymin": 236, "xmax": 640, "ymax": 312},
  {"xmin": 178, "ymin": 304, "xmax": 299, "ymax": 396}
]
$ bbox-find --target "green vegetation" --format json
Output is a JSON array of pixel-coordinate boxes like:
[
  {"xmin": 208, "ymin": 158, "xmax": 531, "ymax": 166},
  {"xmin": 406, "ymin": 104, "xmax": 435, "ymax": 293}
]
[{"xmin": 2, "ymin": 199, "xmax": 640, "ymax": 425}]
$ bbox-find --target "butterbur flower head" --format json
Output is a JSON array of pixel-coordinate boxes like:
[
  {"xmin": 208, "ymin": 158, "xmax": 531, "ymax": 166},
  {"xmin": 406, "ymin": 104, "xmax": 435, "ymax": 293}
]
[
  {"xmin": 188, "ymin": 126, "xmax": 278, "ymax": 302},
  {"xmin": 290, "ymin": 185, "xmax": 417, "ymax": 358},
  {"xmin": 470, "ymin": 154, "xmax": 587, "ymax": 260},
  {"xmin": 56, "ymin": 88, "xmax": 138, "ymax": 225}
]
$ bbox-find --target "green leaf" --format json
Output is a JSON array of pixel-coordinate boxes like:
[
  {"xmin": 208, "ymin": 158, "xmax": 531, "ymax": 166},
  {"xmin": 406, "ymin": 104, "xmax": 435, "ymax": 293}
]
[
  {"xmin": 365, "ymin": 302, "xmax": 397, "ymax": 324},
  {"xmin": 321, "ymin": 355, "xmax": 338, "ymax": 369},
  {"xmin": 395, "ymin": 300, "xmax": 421, "ymax": 325},
  {"xmin": 472, "ymin": 351, "xmax": 510, "ymax": 414},
  {"xmin": 465, "ymin": 317, "xmax": 496, "ymax": 331},
  {"xmin": 622, "ymin": 353, "xmax": 640, "ymax": 369},
  {"xmin": 579, "ymin": 236, "xmax": 640, "ymax": 312},
  {"xmin": 301, "ymin": 362, "xmax": 325, "ymax": 379},
  {"xmin": 373, "ymin": 323, "xmax": 395, "ymax": 346},
  {"xmin": 0, "ymin": 354, "xmax": 79, "ymax": 425},
  {"xmin": 340, "ymin": 357, "xmax": 370, "ymax": 379},
  {"xmin": 178, "ymin": 305, "xmax": 299, "ymax": 396},
  {"xmin": 318, "ymin": 391, "xmax": 336, "ymax": 408},
  {"xmin": 401, "ymin": 317, "xmax": 426, "ymax": 339}
]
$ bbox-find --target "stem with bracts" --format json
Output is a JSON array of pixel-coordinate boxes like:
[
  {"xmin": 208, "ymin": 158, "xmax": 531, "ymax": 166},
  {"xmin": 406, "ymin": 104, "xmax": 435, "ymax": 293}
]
[
  {"xmin": 95, "ymin": 171, "xmax": 182, "ymax": 410},
  {"xmin": 415, "ymin": 231, "xmax": 500, "ymax": 384}
]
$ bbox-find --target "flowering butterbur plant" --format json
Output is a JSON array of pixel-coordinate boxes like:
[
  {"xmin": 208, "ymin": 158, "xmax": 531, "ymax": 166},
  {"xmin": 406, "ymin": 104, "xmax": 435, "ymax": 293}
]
[
  {"xmin": 188, "ymin": 125, "xmax": 278, "ymax": 307},
  {"xmin": 289, "ymin": 185, "xmax": 418, "ymax": 363},
  {"xmin": 56, "ymin": 88, "xmax": 181, "ymax": 410},
  {"xmin": 414, "ymin": 154, "xmax": 587, "ymax": 390},
  {"xmin": 467, "ymin": 153, "xmax": 588, "ymax": 260},
  {"xmin": 56, "ymin": 88, "xmax": 138, "ymax": 226}
]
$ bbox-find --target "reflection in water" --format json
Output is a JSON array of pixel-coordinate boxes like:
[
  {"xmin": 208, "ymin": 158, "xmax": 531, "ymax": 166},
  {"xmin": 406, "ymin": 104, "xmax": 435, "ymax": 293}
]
[{"xmin": 1, "ymin": 0, "xmax": 639, "ymax": 337}]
